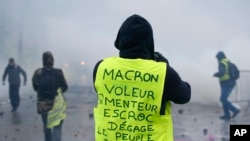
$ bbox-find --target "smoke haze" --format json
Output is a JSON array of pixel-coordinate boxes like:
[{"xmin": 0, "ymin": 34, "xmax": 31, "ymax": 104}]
[{"xmin": 0, "ymin": 0, "xmax": 250, "ymax": 105}]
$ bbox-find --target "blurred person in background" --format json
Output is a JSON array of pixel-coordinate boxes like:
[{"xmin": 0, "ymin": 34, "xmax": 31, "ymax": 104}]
[
  {"xmin": 93, "ymin": 14, "xmax": 191, "ymax": 141},
  {"xmin": 2, "ymin": 57, "xmax": 27, "ymax": 112},
  {"xmin": 32, "ymin": 51, "xmax": 68, "ymax": 141},
  {"xmin": 213, "ymin": 51, "xmax": 240, "ymax": 120}
]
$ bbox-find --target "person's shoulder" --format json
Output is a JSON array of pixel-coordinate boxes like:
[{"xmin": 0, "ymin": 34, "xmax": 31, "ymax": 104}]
[
  {"xmin": 53, "ymin": 68, "xmax": 63, "ymax": 72},
  {"xmin": 4, "ymin": 65, "xmax": 10, "ymax": 70},
  {"xmin": 34, "ymin": 68, "xmax": 43, "ymax": 75},
  {"xmin": 166, "ymin": 64, "xmax": 180, "ymax": 78},
  {"xmin": 53, "ymin": 68, "xmax": 64, "ymax": 76},
  {"xmin": 95, "ymin": 60, "xmax": 104, "ymax": 67},
  {"xmin": 15, "ymin": 64, "xmax": 23, "ymax": 68},
  {"xmin": 15, "ymin": 64, "xmax": 20, "ymax": 69},
  {"xmin": 16, "ymin": 64, "xmax": 25, "ymax": 71}
]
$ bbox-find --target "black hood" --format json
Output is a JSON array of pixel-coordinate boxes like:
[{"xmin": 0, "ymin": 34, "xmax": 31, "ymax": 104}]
[
  {"xmin": 42, "ymin": 51, "xmax": 54, "ymax": 68},
  {"xmin": 8, "ymin": 57, "xmax": 15, "ymax": 68},
  {"xmin": 114, "ymin": 14, "xmax": 155, "ymax": 60},
  {"xmin": 216, "ymin": 51, "xmax": 226, "ymax": 60}
]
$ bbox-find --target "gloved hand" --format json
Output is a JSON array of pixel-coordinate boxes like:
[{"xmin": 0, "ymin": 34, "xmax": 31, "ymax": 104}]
[{"xmin": 213, "ymin": 73, "xmax": 218, "ymax": 77}]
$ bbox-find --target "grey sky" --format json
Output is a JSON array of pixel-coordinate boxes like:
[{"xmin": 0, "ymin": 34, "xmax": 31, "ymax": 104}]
[{"xmin": 0, "ymin": 0, "xmax": 250, "ymax": 104}]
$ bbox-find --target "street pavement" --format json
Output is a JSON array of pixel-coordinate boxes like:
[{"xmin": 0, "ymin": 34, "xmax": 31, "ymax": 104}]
[{"xmin": 1, "ymin": 91, "xmax": 249, "ymax": 141}]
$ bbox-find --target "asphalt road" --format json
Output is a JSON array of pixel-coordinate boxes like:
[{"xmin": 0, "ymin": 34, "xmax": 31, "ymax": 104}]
[{"xmin": 0, "ymin": 91, "xmax": 249, "ymax": 141}]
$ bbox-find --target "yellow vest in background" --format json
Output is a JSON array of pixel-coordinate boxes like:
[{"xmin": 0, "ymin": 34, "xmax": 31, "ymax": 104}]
[
  {"xmin": 219, "ymin": 58, "xmax": 230, "ymax": 81},
  {"xmin": 47, "ymin": 88, "xmax": 67, "ymax": 128},
  {"xmin": 94, "ymin": 57, "xmax": 173, "ymax": 141}
]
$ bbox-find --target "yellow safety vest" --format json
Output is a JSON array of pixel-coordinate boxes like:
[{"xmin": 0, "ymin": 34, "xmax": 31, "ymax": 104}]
[
  {"xmin": 94, "ymin": 57, "xmax": 173, "ymax": 141},
  {"xmin": 47, "ymin": 88, "xmax": 67, "ymax": 128},
  {"xmin": 219, "ymin": 58, "xmax": 230, "ymax": 81}
]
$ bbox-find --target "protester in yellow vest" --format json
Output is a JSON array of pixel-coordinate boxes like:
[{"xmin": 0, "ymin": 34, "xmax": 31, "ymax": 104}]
[
  {"xmin": 93, "ymin": 14, "xmax": 191, "ymax": 141},
  {"xmin": 213, "ymin": 51, "xmax": 240, "ymax": 120},
  {"xmin": 32, "ymin": 51, "xmax": 68, "ymax": 141}
]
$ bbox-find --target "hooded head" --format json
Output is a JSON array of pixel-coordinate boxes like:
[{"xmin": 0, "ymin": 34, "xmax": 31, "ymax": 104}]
[
  {"xmin": 114, "ymin": 14, "xmax": 155, "ymax": 60},
  {"xmin": 216, "ymin": 51, "xmax": 226, "ymax": 60},
  {"xmin": 42, "ymin": 51, "xmax": 54, "ymax": 68},
  {"xmin": 8, "ymin": 57, "xmax": 15, "ymax": 67}
]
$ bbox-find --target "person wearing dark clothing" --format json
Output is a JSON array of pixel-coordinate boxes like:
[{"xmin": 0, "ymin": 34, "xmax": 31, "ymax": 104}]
[
  {"xmin": 93, "ymin": 14, "xmax": 191, "ymax": 141},
  {"xmin": 213, "ymin": 51, "xmax": 240, "ymax": 120},
  {"xmin": 32, "ymin": 51, "xmax": 68, "ymax": 141},
  {"xmin": 93, "ymin": 15, "xmax": 191, "ymax": 112},
  {"xmin": 2, "ymin": 58, "xmax": 27, "ymax": 112}
]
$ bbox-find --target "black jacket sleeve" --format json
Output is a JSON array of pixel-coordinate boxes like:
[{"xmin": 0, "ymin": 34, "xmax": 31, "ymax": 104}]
[
  {"xmin": 154, "ymin": 52, "xmax": 191, "ymax": 103},
  {"xmin": 18, "ymin": 66, "xmax": 27, "ymax": 83},
  {"xmin": 57, "ymin": 69, "xmax": 68, "ymax": 93},
  {"xmin": 2, "ymin": 66, "xmax": 9, "ymax": 82},
  {"xmin": 163, "ymin": 66, "xmax": 191, "ymax": 104},
  {"xmin": 154, "ymin": 52, "xmax": 191, "ymax": 114},
  {"xmin": 32, "ymin": 68, "xmax": 42, "ymax": 92},
  {"xmin": 93, "ymin": 60, "xmax": 103, "ymax": 90}
]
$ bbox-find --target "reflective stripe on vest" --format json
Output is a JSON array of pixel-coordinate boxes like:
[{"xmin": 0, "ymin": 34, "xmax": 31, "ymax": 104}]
[
  {"xmin": 94, "ymin": 57, "xmax": 173, "ymax": 141},
  {"xmin": 219, "ymin": 58, "xmax": 230, "ymax": 81},
  {"xmin": 47, "ymin": 88, "xmax": 67, "ymax": 128}
]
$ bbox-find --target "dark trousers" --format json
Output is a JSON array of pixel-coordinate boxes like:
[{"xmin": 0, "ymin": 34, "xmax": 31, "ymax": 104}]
[
  {"xmin": 9, "ymin": 85, "xmax": 20, "ymax": 109},
  {"xmin": 220, "ymin": 86, "xmax": 238, "ymax": 118},
  {"xmin": 41, "ymin": 114, "xmax": 63, "ymax": 141}
]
